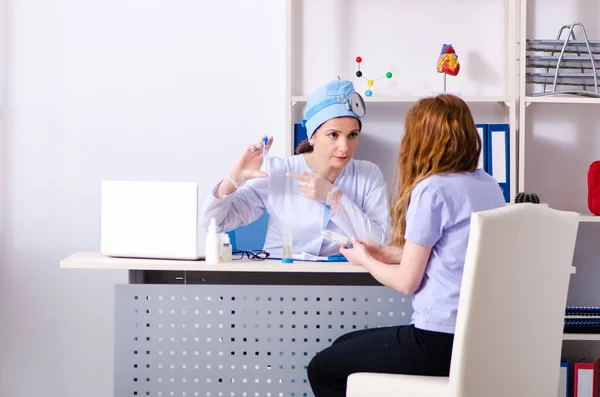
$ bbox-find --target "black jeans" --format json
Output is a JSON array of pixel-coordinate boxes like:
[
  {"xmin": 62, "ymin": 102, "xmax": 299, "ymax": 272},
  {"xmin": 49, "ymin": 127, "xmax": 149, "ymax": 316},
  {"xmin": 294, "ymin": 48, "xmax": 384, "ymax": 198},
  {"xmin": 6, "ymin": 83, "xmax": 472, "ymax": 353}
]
[{"xmin": 307, "ymin": 324, "xmax": 454, "ymax": 397}]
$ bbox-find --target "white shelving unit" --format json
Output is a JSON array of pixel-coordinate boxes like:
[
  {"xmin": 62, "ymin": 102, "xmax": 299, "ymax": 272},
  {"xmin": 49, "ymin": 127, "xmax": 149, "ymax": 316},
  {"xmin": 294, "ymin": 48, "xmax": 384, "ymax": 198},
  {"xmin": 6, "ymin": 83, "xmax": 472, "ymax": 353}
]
[
  {"xmin": 518, "ymin": 0, "xmax": 600, "ymax": 193},
  {"xmin": 580, "ymin": 215, "xmax": 600, "ymax": 223},
  {"xmin": 285, "ymin": 0, "xmax": 519, "ymax": 202},
  {"xmin": 286, "ymin": 0, "xmax": 600, "ymax": 347},
  {"xmin": 564, "ymin": 334, "xmax": 600, "ymax": 341},
  {"xmin": 525, "ymin": 96, "xmax": 600, "ymax": 105},
  {"xmin": 291, "ymin": 95, "xmax": 512, "ymax": 105},
  {"xmin": 518, "ymin": 0, "xmax": 600, "ymax": 348}
]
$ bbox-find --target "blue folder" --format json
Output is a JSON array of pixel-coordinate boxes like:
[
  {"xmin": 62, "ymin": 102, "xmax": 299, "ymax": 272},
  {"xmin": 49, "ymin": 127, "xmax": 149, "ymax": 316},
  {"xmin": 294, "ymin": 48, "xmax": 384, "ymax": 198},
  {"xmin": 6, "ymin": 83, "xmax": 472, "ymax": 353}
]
[
  {"xmin": 486, "ymin": 124, "xmax": 510, "ymax": 202},
  {"xmin": 294, "ymin": 123, "xmax": 307, "ymax": 153},
  {"xmin": 559, "ymin": 361, "xmax": 569, "ymax": 397},
  {"xmin": 475, "ymin": 123, "xmax": 488, "ymax": 172}
]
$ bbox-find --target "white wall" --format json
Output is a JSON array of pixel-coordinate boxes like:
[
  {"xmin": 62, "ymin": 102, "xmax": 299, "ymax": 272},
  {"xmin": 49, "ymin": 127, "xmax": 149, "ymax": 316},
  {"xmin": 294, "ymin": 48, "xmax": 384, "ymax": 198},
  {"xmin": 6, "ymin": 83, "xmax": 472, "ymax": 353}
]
[
  {"xmin": 291, "ymin": 0, "xmax": 511, "ymax": 193},
  {"xmin": 293, "ymin": 0, "xmax": 509, "ymax": 98},
  {"xmin": 0, "ymin": 0, "xmax": 5, "ymax": 234},
  {"xmin": 0, "ymin": 1, "xmax": 285, "ymax": 396},
  {"xmin": 2, "ymin": 0, "xmax": 600, "ymax": 396}
]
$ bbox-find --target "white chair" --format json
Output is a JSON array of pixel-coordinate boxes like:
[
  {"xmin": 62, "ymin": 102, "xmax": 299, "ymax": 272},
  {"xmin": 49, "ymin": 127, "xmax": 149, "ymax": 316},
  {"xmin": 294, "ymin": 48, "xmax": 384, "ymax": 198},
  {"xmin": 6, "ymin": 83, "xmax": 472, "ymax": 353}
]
[{"xmin": 347, "ymin": 204, "xmax": 580, "ymax": 397}]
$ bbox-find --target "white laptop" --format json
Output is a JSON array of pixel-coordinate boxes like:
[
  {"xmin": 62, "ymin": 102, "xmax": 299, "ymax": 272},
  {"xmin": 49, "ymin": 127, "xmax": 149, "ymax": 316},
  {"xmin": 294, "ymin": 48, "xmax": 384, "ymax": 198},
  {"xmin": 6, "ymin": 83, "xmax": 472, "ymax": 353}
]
[{"xmin": 100, "ymin": 180, "xmax": 204, "ymax": 260}]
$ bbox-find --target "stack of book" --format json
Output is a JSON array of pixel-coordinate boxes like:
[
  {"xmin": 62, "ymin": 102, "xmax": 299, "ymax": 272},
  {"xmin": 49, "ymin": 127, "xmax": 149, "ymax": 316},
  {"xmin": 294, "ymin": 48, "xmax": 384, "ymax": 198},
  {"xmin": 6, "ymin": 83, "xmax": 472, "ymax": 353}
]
[{"xmin": 565, "ymin": 307, "xmax": 600, "ymax": 334}]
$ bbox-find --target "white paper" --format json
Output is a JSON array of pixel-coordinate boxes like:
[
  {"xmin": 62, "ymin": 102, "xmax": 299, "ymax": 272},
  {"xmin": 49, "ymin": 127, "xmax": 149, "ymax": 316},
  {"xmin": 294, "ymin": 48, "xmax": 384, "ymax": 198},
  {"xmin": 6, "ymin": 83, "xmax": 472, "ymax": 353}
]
[
  {"xmin": 477, "ymin": 126, "xmax": 484, "ymax": 169},
  {"xmin": 492, "ymin": 130, "xmax": 507, "ymax": 183},
  {"xmin": 577, "ymin": 368, "xmax": 593, "ymax": 397},
  {"xmin": 293, "ymin": 252, "xmax": 328, "ymax": 262},
  {"xmin": 557, "ymin": 366, "xmax": 566, "ymax": 397}
]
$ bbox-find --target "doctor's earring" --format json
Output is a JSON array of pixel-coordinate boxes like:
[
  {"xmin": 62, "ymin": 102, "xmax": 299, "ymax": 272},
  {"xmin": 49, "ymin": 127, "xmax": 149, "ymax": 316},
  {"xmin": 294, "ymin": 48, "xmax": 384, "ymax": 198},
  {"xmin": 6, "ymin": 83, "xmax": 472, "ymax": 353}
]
[{"xmin": 309, "ymin": 139, "xmax": 314, "ymax": 146}]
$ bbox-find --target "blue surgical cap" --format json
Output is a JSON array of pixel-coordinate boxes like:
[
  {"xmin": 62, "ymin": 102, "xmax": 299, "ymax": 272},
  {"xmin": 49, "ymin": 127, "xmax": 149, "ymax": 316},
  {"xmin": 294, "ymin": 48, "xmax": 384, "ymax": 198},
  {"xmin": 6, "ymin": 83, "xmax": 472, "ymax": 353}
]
[{"xmin": 302, "ymin": 80, "xmax": 364, "ymax": 140}]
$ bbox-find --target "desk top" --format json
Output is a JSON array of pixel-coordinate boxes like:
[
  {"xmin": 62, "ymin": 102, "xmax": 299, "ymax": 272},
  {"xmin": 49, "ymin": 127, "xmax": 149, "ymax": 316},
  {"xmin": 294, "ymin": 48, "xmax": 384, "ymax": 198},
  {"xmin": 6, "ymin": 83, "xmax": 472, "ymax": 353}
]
[{"xmin": 60, "ymin": 252, "xmax": 370, "ymax": 273}]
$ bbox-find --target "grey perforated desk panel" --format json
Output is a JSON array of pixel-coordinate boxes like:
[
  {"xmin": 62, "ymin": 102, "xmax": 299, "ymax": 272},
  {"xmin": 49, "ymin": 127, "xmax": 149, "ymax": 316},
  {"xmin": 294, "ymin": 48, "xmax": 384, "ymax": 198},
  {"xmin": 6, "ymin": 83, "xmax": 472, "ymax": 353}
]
[{"xmin": 61, "ymin": 253, "xmax": 414, "ymax": 397}]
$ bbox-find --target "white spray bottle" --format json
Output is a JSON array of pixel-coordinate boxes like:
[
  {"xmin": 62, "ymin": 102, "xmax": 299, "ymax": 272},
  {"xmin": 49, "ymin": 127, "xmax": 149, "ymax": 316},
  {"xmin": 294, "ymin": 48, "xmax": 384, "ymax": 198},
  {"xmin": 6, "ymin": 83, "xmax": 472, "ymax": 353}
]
[{"xmin": 205, "ymin": 218, "xmax": 221, "ymax": 263}]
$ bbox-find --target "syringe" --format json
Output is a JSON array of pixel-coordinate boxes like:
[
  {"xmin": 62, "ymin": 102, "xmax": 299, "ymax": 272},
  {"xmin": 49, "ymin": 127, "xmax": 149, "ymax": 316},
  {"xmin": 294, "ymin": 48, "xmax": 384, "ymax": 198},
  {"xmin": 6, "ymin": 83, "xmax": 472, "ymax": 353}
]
[{"xmin": 261, "ymin": 136, "xmax": 270, "ymax": 174}]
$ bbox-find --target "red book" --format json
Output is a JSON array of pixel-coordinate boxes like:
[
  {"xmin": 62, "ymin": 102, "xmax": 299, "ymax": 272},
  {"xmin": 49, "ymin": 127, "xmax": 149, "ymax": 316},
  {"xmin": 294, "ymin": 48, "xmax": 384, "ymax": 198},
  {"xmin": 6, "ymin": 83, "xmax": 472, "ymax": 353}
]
[
  {"xmin": 575, "ymin": 362, "xmax": 595, "ymax": 397},
  {"xmin": 593, "ymin": 358, "xmax": 600, "ymax": 397}
]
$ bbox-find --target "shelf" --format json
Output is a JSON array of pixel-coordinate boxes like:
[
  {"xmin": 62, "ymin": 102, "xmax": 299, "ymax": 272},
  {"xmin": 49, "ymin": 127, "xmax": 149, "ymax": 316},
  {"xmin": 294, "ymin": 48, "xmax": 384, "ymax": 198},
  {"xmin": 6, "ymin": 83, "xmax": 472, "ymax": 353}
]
[
  {"xmin": 579, "ymin": 214, "xmax": 600, "ymax": 222},
  {"xmin": 525, "ymin": 96, "xmax": 600, "ymax": 104},
  {"xmin": 563, "ymin": 333, "xmax": 600, "ymax": 341},
  {"xmin": 291, "ymin": 96, "xmax": 511, "ymax": 105}
]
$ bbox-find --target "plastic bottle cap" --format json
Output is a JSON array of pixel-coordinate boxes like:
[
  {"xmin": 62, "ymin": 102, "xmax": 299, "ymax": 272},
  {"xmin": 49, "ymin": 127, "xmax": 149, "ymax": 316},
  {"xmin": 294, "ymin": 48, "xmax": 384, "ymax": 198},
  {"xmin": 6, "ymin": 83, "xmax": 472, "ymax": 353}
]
[
  {"xmin": 208, "ymin": 217, "xmax": 218, "ymax": 233},
  {"xmin": 281, "ymin": 258, "xmax": 293, "ymax": 264}
]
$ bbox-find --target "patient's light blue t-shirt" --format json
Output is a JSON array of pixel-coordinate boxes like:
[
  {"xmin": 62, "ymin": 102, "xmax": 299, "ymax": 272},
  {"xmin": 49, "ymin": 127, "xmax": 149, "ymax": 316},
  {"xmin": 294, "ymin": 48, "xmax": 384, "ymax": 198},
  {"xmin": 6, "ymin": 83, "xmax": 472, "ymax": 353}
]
[{"xmin": 406, "ymin": 169, "xmax": 505, "ymax": 334}]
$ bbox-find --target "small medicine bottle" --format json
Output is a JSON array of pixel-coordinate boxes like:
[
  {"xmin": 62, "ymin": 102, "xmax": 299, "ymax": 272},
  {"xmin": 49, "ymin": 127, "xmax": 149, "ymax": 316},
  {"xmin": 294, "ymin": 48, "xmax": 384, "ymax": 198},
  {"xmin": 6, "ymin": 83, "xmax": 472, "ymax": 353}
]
[
  {"xmin": 221, "ymin": 233, "xmax": 232, "ymax": 263},
  {"xmin": 282, "ymin": 229, "xmax": 293, "ymax": 264}
]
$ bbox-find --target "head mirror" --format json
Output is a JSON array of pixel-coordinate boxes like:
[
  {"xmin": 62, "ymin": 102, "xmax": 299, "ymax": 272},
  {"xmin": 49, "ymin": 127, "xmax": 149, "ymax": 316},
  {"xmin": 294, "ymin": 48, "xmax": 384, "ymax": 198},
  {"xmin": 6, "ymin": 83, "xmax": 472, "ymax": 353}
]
[{"xmin": 350, "ymin": 92, "xmax": 366, "ymax": 117}]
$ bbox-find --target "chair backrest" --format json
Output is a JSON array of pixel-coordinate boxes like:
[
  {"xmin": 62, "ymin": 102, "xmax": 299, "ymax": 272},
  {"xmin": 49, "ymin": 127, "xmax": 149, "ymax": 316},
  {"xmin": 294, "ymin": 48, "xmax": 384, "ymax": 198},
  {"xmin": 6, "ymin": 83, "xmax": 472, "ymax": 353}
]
[{"xmin": 448, "ymin": 204, "xmax": 579, "ymax": 397}]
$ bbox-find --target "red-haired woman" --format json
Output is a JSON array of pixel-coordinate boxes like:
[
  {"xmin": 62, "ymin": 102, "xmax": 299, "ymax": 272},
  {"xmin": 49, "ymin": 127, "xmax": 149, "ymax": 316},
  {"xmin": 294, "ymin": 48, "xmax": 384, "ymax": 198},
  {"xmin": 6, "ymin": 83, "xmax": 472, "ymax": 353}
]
[{"xmin": 308, "ymin": 94, "xmax": 505, "ymax": 397}]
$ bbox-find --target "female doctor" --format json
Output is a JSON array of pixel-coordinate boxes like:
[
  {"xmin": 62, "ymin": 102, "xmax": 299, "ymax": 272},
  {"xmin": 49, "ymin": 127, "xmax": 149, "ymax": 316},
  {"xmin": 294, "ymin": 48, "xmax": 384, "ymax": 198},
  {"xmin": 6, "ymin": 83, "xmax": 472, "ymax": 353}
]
[{"xmin": 200, "ymin": 79, "xmax": 390, "ymax": 258}]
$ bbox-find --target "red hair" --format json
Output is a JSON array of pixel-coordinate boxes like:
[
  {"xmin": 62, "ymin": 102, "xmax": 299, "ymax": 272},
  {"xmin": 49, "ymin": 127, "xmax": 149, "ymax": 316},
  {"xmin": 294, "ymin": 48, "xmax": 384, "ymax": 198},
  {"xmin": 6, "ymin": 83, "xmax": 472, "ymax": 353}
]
[{"xmin": 390, "ymin": 95, "xmax": 481, "ymax": 247}]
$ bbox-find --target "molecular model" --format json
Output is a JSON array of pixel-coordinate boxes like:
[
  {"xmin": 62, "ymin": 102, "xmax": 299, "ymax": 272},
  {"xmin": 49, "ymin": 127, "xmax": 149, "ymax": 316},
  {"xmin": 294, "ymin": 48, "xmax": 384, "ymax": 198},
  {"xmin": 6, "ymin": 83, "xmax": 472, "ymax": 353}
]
[{"xmin": 355, "ymin": 56, "xmax": 392, "ymax": 97}]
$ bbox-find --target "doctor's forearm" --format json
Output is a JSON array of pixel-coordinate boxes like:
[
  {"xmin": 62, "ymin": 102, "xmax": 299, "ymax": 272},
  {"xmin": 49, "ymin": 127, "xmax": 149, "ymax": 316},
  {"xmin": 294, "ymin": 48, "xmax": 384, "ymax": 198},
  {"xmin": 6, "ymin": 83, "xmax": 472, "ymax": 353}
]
[
  {"xmin": 327, "ymin": 190, "xmax": 343, "ymax": 213},
  {"xmin": 201, "ymin": 184, "xmax": 254, "ymax": 232},
  {"xmin": 330, "ymin": 196, "xmax": 387, "ymax": 243},
  {"xmin": 215, "ymin": 179, "xmax": 237, "ymax": 199}
]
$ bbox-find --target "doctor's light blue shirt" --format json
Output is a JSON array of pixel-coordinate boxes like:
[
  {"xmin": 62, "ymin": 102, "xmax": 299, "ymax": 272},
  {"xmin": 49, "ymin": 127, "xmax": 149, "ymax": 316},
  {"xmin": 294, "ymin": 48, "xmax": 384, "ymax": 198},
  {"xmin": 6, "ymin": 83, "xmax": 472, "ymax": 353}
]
[{"xmin": 200, "ymin": 154, "xmax": 391, "ymax": 258}]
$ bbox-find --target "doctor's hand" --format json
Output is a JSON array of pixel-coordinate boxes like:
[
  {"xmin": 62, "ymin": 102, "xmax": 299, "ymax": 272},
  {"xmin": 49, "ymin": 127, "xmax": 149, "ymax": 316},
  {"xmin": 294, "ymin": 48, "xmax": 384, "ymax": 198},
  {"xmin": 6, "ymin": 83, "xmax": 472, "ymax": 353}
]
[
  {"xmin": 340, "ymin": 238, "xmax": 373, "ymax": 266},
  {"xmin": 286, "ymin": 171, "xmax": 337, "ymax": 203},
  {"xmin": 229, "ymin": 136, "xmax": 274, "ymax": 184}
]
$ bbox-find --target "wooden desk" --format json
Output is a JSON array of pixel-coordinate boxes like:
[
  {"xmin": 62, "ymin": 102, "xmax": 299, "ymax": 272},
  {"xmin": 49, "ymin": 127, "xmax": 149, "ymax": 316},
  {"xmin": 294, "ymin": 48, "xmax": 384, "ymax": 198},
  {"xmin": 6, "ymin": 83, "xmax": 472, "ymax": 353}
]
[
  {"xmin": 61, "ymin": 252, "xmax": 376, "ymax": 285},
  {"xmin": 60, "ymin": 251, "xmax": 369, "ymax": 273}
]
